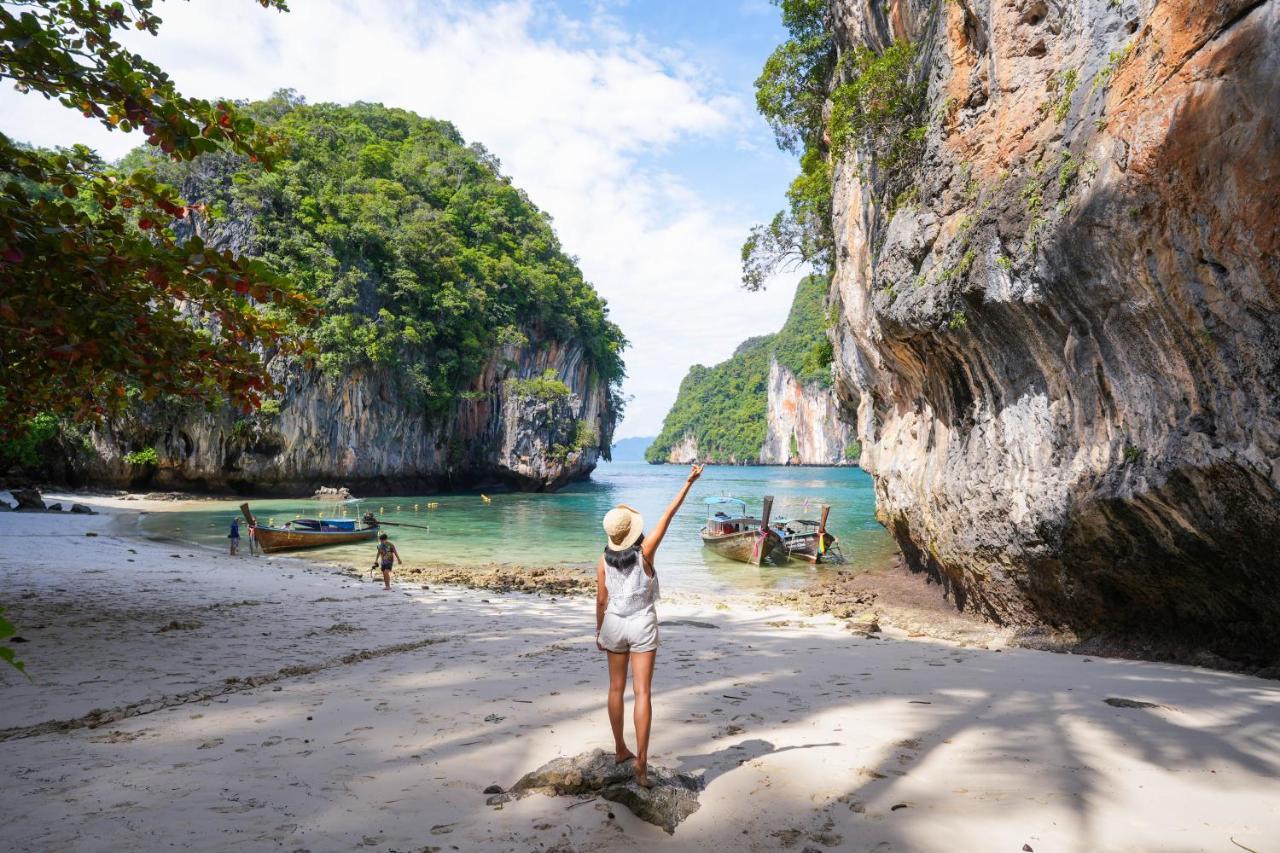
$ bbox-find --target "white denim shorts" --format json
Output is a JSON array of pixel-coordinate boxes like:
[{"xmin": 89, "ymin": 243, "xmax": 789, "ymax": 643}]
[{"xmin": 599, "ymin": 605, "xmax": 659, "ymax": 654}]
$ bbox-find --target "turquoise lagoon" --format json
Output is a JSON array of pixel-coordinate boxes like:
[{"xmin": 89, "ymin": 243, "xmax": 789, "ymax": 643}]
[{"xmin": 138, "ymin": 462, "xmax": 897, "ymax": 594}]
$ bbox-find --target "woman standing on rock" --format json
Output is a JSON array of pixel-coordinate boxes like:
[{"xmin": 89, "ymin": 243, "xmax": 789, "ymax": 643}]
[{"xmin": 596, "ymin": 463, "xmax": 703, "ymax": 787}]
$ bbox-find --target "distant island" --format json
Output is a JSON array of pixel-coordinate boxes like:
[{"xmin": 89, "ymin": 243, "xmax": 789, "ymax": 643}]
[
  {"xmin": 608, "ymin": 436, "xmax": 655, "ymax": 462},
  {"xmin": 645, "ymin": 276, "xmax": 857, "ymax": 466}
]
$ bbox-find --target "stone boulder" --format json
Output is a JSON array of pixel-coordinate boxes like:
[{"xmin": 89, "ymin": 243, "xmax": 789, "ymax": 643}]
[
  {"xmin": 10, "ymin": 488, "xmax": 45, "ymax": 511},
  {"xmin": 494, "ymin": 749, "xmax": 702, "ymax": 834},
  {"xmin": 312, "ymin": 486, "xmax": 354, "ymax": 501},
  {"xmin": 70, "ymin": 503, "xmax": 96, "ymax": 515}
]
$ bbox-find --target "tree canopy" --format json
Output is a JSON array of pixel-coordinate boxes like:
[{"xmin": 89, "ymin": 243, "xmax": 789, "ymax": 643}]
[
  {"xmin": 129, "ymin": 96, "xmax": 627, "ymax": 417},
  {"xmin": 744, "ymin": 1, "xmax": 928, "ymax": 290},
  {"xmin": 0, "ymin": 0, "xmax": 316, "ymax": 432},
  {"xmin": 743, "ymin": 0, "xmax": 836, "ymax": 290}
]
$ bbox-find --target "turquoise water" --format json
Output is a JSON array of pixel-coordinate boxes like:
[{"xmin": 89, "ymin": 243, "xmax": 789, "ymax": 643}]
[{"xmin": 138, "ymin": 463, "xmax": 897, "ymax": 594}]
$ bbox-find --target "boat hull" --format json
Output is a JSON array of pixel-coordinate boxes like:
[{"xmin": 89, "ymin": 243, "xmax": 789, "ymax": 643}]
[
  {"xmin": 781, "ymin": 531, "xmax": 838, "ymax": 563},
  {"xmin": 700, "ymin": 528, "xmax": 786, "ymax": 566},
  {"xmin": 254, "ymin": 526, "xmax": 379, "ymax": 554}
]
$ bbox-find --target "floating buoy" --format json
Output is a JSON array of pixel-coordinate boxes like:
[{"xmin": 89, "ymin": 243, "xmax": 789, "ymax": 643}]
[
  {"xmin": 480, "ymin": 494, "xmax": 491, "ymax": 503},
  {"xmin": 396, "ymin": 505, "xmax": 401, "ymax": 512},
  {"xmin": 380, "ymin": 507, "xmax": 386, "ymax": 514},
  {"xmin": 427, "ymin": 502, "xmax": 439, "ymax": 510},
  {"xmin": 414, "ymin": 504, "xmax": 420, "ymax": 512}
]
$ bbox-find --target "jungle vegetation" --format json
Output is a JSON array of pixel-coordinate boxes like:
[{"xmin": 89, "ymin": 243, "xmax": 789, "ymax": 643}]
[
  {"xmin": 646, "ymin": 275, "xmax": 832, "ymax": 463},
  {"xmin": 743, "ymin": 0, "xmax": 928, "ymax": 289},
  {"xmin": 130, "ymin": 95, "xmax": 627, "ymax": 419}
]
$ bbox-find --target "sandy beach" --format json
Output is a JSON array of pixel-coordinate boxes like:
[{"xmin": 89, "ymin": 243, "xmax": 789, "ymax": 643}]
[{"xmin": 2, "ymin": 497, "xmax": 1278, "ymax": 852}]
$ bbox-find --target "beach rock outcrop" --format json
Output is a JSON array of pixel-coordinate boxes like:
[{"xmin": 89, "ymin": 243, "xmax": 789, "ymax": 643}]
[
  {"xmin": 494, "ymin": 749, "xmax": 702, "ymax": 834},
  {"xmin": 312, "ymin": 486, "xmax": 353, "ymax": 501},
  {"xmin": 9, "ymin": 488, "xmax": 45, "ymax": 511},
  {"xmin": 827, "ymin": 0, "xmax": 1280, "ymax": 659}
]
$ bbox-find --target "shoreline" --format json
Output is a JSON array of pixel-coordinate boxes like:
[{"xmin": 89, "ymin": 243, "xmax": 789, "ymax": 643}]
[
  {"xmin": 32, "ymin": 490, "xmax": 1280, "ymax": 678},
  {"xmin": 2, "ymin": 496, "xmax": 1278, "ymax": 850}
]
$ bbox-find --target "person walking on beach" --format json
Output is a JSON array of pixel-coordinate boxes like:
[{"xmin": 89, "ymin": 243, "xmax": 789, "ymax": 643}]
[
  {"xmin": 596, "ymin": 462, "xmax": 703, "ymax": 788},
  {"xmin": 228, "ymin": 517, "xmax": 240, "ymax": 556},
  {"xmin": 373, "ymin": 532, "xmax": 401, "ymax": 590}
]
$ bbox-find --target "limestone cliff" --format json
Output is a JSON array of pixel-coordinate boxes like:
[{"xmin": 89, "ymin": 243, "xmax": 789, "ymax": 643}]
[
  {"xmin": 760, "ymin": 357, "xmax": 856, "ymax": 464},
  {"xmin": 828, "ymin": 0, "xmax": 1280, "ymax": 659},
  {"xmin": 69, "ymin": 333, "xmax": 609, "ymax": 494},
  {"xmin": 663, "ymin": 433, "xmax": 701, "ymax": 464},
  {"xmin": 63, "ymin": 331, "xmax": 609, "ymax": 494}
]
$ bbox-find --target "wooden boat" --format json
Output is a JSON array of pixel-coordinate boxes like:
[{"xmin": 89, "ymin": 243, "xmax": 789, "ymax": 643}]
[
  {"xmin": 700, "ymin": 495, "xmax": 787, "ymax": 565},
  {"xmin": 240, "ymin": 503, "xmax": 379, "ymax": 554},
  {"xmin": 771, "ymin": 505, "xmax": 840, "ymax": 564}
]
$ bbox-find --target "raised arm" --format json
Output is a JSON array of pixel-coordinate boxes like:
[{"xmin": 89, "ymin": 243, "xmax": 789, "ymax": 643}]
[{"xmin": 641, "ymin": 463, "xmax": 704, "ymax": 565}]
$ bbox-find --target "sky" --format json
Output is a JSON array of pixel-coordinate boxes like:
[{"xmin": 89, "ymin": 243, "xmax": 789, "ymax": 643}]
[{"xmin": 0, "ymin": 0, "xmax": 806, "ymax": 438}]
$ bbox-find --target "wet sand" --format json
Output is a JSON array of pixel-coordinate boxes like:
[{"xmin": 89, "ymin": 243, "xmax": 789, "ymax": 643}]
[{"xmin": 1, "ymin": 498, "xmax": 1277, "ymax": 851}]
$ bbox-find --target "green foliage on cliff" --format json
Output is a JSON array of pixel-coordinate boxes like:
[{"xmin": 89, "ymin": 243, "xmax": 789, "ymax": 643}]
[
  {"xmin": 744, "ymin": 0, "xmax": 836, "ymax": 289},
  {"xmin": 645, "ymin": 335, "xmax": 773, "ymax": 464},
  {"xmin": 552, "ymin": 419, "xmax": 599, "ymax": 463},
  {"xmin": 829, "ymin": 40, "xmax": 928, "ymax": 189},
  {"xmin": 129, "ymin": 95, "xmax": 626, "ymax": 418},
  {"xmin": 772, "ymin": 274, "xmax": 834, "ymax": 387},
  {"xmin": 122, "ymin": 446, "xmax": 158, "ymax": 466},
  {"xmin": 746, "ymin": 1, "xmax": 928, "ymax": 288},
  {"xmin": 0, "ymin": 414, "xmax": 58, "ymax": 467},
  {"xmin": 507, "ymin": 369, "xmax": 572, "ymax": 402},
  {"xmin": 646, "ymin": 276, "xmax": 832, "ymax": 463},
  {"xmin": 754, "ymin": 0, "xmax": 835, "ymax": 157}
]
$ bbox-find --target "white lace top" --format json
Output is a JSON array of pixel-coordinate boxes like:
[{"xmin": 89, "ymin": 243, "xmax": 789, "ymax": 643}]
[{"xmin": 604, "ymin": 548, "xmax": 658, "ymax": 617}]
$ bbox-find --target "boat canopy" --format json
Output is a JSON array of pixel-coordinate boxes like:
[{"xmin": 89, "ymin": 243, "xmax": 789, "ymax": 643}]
[{"xmin": 704, "ymin": 497, "xmax": 747, "ymax": 506}]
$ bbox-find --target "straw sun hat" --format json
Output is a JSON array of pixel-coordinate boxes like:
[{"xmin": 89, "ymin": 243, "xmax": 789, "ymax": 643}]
[{"xmin": 602, "ymin": 504, "xmax": 644, "ymax": 551}]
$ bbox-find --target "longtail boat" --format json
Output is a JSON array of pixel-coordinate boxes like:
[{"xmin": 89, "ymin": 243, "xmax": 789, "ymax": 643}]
[
  {"xmin": 700, "ymin": 495, "xmax": 787, "ymax": 565},
  {"xmin": 771, "ymin": 504, "xmax": 840, "ymax": 564},
  {"xmin": 240, "ymin": 503, "xmax": 379, "ymax": 554}
]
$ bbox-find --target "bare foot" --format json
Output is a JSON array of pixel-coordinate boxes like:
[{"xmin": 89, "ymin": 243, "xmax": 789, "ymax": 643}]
[
  {"xmin": 634, "ymin": 762, "xmax": 653, "ymax": 788},
  {"xmin": 615, "ymin": 748, "xmax": 635, "ymax": 764}
]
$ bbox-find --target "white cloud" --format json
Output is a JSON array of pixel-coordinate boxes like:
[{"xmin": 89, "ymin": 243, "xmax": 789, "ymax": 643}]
[{"xmin": 0, "ymin": 0, "xmax": 798, "ymax": 437}]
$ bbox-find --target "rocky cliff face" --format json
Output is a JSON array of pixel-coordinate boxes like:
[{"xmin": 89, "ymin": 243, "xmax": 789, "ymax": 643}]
[
  {"xmin": 663, "ymin": 433, "xmax": 701, "ymax": 464},
  {"xmin": 830, "ymin": 0, "xmax": 1280, "ymax": 659},
  {"xmin": 74, "ymin": 333, "xmax": 611, "ymax": 494},
  {"xmin": 760, "ymin": 357, "xmax": 856, "ymax": 464}
]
